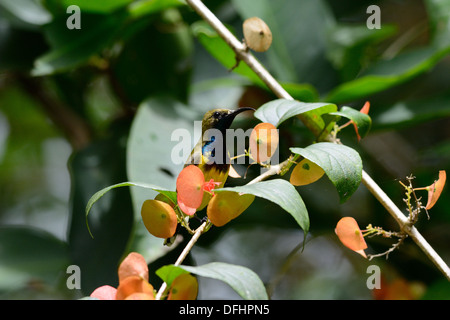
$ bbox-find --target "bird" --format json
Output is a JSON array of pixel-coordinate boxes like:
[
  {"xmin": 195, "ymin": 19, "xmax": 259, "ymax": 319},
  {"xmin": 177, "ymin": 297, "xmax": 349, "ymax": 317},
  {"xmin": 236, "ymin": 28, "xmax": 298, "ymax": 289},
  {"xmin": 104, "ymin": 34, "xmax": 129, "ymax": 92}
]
[
  {"xmin": 164, "ymin": 108, "xmax": 254, "ymax": 246},
  {"xmin": 184, "ymin": 107, "xmax": 254, "ymax": 207}
]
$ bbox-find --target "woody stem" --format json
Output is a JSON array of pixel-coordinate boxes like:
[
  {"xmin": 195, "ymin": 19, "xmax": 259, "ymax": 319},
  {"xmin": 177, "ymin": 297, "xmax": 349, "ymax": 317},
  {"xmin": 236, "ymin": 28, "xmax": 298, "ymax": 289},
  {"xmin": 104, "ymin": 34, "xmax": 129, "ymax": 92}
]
[{"xmin": 185, "ymin": 0, "xmax": 450, "ymax": 281}]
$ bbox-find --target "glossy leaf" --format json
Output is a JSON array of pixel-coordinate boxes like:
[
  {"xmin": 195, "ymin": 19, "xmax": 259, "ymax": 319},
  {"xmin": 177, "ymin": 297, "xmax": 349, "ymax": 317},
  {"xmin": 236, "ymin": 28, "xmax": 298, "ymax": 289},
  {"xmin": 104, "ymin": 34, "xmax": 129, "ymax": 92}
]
[
  {"xmin": 215, "ymin": 179, "xmax": 309, "ymax": 233},
  {"xmin": 331, "ymin": 105, "xmax": 372, "ymax": 141},
  {"xmin": 254, "ymin": 98, "xmax": 337, "ymax": 138},
  {"xmin": 85, "ymin": 181, "xmax": 171, "ymax": 238},
  {"xmin": 158, "ymin": 263, "xmax": 268, "ymax": 300},
  {"xmin": 290, "ymin": 143, "xmax": 362, "ymax": 203}
]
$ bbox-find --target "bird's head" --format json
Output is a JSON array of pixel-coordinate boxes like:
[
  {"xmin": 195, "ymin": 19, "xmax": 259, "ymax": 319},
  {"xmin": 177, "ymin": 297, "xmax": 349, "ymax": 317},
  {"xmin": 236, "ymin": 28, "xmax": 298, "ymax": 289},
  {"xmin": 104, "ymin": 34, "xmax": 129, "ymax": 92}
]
[{"xmin": 202, "ymin": 107, "xmax": 254, "ymax": 133}]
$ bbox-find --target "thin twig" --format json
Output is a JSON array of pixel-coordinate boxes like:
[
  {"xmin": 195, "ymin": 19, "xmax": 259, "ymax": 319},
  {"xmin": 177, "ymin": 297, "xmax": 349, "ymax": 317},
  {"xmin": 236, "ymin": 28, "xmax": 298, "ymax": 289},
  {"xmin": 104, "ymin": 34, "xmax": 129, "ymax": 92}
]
[
  {"xmin": 186, "ymin": 0, "xmax": 450, "ymax": 281},
  {"xmin": 155, "ymin": 221, "xmax": 209, "ymax": 300}
]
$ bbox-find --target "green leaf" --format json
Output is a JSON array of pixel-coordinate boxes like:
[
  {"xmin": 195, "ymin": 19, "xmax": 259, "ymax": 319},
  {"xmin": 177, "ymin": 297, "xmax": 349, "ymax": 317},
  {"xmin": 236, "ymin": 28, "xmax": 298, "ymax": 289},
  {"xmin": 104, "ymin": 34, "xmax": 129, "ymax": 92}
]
[
  {"xmin": 128, "ymin": 0, "xmax": 186, "ymax": 19},
  {"xmin": 215, "ymin": 179, "xmax": 309, "ymax": 233},
  {"xmin": 157, "ymin": 263, "xmax": 269, "ymax": 300},
  {"xmin": 326, "ymin": 24, "xmax": 397, "ymax": 81},
  {"xmin": 192, "ymin": 22, "xmax": 319, "ymax": 102},
  {"xmin": 373, "ymin": 93, "xmax": 450, "ymax": 130},
  {"xmin": 126, "ymin": 97, "xmax": 199, "ymax": 261},
  {"xmin": 0, "ymin": 0, "xmax": 52, "ymax": 27},
  {"xmin": 61, "ymin": 0, "xmax": 132, "ymax": 13},
  {"xmin": 112, "ymin": 12, "xmax": 193, "ymax": 104},
  {"xmin": 156, "ymin": 265, "xmax": 190, "ymax": 287},
  {"xmin": 31, "ymin": 11, "xmax": 128, "ymax": 76},
  {"xmin": 192, "ymin": 21, "xmax": 264, "ymax": 86},
  {"xmin": 0, "ymin": 226, "xmax": 69, "ymax": 291},
  {"xmin": 254, "ymin": 98, "xmax": 337, "ymax": 138},
  {"xmin": 231, "ymin": 0, "xmax": 337, "ymax": 92},
  {"xmin": 68, "ymin": 126, "xmax": 134, "ymax": 295},
  {"xmin": 325, "ymin": 45, "xmax": 450, "ymax": 103},
  {"xmin": 85, "ymin": 181, "xmax": 171, "ymax": 238},
  {"xmin": 331, "ymin": 106, "xmax": 372, "ymax": 139},
  {"xmin": 280, "ymin": 82, "xmax": 319, "ymax": 102},
  {"xmin": 290, "ymin": 143, "xmax": 362, "ymax": 203}
]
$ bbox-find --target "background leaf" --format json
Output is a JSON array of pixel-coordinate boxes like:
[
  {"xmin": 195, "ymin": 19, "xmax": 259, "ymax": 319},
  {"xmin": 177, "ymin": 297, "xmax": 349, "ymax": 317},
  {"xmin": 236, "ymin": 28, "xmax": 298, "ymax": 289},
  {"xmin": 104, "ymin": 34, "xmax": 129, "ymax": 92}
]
[
  {"xmin": 68, "ymin": 121, "xmax": 134, "ymax": 295},
  {"xmin": 0, "ymin": 226, "xmax": 69, "ymax": 294},
  {"xmin": 32, "ymin": 11, "xmax": 128, "ymax": 76},
  {"xmin": 290, "ymin": 143, "xmax": 362, "ymax": 203},
  {"xmin": 231, "ymin": 0, "xmax": 338, "ymax": 93},
  {"xmin": 126, "ymin": 96, "xmax": 200, "ymax": 261}
]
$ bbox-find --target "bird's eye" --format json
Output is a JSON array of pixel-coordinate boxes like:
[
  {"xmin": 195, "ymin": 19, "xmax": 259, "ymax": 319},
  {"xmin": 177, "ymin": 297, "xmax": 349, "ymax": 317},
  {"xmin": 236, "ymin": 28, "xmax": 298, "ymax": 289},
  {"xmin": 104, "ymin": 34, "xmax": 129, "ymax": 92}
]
[{"xmin": 213, "ymin": 111, "xmax": 221, "ymax": 119}]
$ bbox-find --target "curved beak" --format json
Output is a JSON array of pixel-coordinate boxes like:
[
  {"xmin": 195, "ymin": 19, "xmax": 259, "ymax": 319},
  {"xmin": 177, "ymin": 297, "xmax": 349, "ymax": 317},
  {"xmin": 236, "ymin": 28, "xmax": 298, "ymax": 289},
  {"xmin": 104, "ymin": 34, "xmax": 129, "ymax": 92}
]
[{"xmin": 219, "ymin": 107, "xmax": 255, "ymax": 130}]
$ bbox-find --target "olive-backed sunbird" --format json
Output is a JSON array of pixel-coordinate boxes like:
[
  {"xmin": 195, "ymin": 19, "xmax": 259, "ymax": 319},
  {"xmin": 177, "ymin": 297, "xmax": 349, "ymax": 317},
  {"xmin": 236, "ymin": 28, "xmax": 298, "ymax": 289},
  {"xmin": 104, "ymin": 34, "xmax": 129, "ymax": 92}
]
[
  {"xmin": 184, "ymin": 107, "xmax": 254, "ymax": 206},
  {"xmin": 164, "ymin": 108, "xmax": 253, "ymax": 245}
]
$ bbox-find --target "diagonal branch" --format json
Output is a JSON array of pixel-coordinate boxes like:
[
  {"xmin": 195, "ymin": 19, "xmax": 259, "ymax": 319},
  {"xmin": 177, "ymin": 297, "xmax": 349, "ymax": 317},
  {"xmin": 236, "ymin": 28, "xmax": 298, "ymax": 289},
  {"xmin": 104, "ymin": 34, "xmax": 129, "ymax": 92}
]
[{"xmin": 186, "ymin": 0, "xmax": 450, "ymax": 281}]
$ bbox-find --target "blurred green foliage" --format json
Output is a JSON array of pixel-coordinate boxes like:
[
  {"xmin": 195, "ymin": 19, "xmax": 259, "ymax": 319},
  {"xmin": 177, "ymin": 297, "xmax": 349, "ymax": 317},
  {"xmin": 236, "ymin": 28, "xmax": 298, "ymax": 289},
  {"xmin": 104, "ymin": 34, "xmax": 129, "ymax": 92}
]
[{"xmin": 0, "ymin": 0, "xmax": 450, "ymax": 299}]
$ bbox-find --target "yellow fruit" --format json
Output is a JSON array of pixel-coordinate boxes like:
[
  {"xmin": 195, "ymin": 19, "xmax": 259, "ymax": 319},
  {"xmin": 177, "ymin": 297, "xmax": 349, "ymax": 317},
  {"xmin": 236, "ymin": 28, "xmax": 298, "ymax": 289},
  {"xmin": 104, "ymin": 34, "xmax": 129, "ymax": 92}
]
[
  {"xmin": 207, "ymin": 191, "xmax": 255, "ymax": 227},
  {"xmin": 141, "ymin": 199, "xmax": 178, "ymax": 239},
  {"xmin": 168, "ymin": 274, "xmax": 198, "ymax": 300},
  {"xmin": 116, "ymin": 275, "xmax": 155, "ymax": 300},
  {"xmin": 249, "ymin": 122, "xmax": 279, "ymax": 164},
  {"xmin": 290, "ymin": 158, "xmax": 325, "ymax": 186}
]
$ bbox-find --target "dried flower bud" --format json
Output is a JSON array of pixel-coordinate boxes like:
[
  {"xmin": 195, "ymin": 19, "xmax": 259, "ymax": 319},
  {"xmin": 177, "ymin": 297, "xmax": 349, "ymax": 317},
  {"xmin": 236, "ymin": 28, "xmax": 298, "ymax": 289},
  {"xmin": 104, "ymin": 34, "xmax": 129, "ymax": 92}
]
[{"xmin": 243, "ymin": 17, "xmax": 272, "ymax": 52}]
